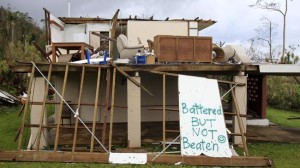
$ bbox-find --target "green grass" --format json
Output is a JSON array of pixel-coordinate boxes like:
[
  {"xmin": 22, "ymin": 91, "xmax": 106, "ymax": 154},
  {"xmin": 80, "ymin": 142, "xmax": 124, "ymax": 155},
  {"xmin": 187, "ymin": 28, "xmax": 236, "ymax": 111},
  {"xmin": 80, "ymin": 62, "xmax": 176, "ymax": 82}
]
[
  {"xmin": 0, "ymin": 106, "xmax": 22, "ymax": 151},
  {"xmin": 1, "ymin": 106, "xmax": 300, "ymax": 167},
  {"xmin": 247, "ymin": 142, "xmax": 300, "ymax": 168},
  {"xmin": 267, "ymin": 107, "xmax": 300, "ymax": 127}
]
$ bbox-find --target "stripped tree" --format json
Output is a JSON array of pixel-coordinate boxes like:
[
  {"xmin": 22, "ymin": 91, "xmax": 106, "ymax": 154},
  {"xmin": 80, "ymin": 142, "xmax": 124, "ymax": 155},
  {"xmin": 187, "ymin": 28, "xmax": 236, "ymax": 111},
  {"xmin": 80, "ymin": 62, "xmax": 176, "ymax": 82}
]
[{"xmin": 250, "ymin": 0, "xmax": 292, "ymax": 63}]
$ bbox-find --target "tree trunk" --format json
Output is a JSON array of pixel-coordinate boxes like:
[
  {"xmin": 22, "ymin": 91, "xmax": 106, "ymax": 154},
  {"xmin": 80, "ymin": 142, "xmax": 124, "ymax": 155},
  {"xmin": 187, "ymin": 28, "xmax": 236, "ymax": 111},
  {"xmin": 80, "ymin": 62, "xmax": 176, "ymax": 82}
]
[{"xmin": 282, "ymin": 0, "xmax": 287, "ymax": 63}]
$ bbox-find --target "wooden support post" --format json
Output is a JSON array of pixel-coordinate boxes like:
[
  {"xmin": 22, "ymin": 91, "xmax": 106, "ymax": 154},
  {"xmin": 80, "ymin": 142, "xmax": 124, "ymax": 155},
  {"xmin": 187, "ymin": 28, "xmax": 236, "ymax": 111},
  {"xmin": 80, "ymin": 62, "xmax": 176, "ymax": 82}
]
[
  {"xmin": 101, "ymin": 69, "xmax": 111, "ymax": 146},
  {"xmin": 54, "ymin": 65, "xmax": 69, "ymax": 152},
  {"xmin": 230, "ymin": 84, "xmax": 249, "ymax": 156},
  {"xmin": 36, "ymin": 64, "xmax": 52, "ymax": 151},
  {"xmin": 108, "ymin": 68, "xmax": 116, "ymax": 152},
  {"xmin": 110, "ymin": 62, "xmax": 153, "ymax": 96},
  {"xmin": 90, "ymin": 67, "xmax": 101, "ymax": 152},
  {"xmin": 72, "ymin": 65, "xmax": 85, "ymax": 153},
  {"xmin": 162, "ymin": 74, "xmax": 166, "ymax": 153},
  {"xmin": 18, "ymin": 66, "xmax": 35, "ymax": 150}
]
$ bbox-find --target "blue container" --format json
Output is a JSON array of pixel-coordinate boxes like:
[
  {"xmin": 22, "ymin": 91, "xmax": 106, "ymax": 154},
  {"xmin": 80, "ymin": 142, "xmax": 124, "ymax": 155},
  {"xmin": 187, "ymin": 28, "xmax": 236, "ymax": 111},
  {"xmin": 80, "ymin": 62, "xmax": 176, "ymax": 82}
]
[{"xmin": 136, "ymin": 55, "xmax": 146, "ymax": 64}]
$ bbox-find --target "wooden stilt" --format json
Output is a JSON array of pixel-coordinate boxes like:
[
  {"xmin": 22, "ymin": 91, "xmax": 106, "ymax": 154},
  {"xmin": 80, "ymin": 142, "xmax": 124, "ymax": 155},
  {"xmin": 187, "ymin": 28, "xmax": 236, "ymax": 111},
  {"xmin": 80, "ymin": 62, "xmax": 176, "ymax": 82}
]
[
  {"xmin": 54, "ymin": 64, "xmax": 69, "ymax": 152},
  {"xmin": 108, "ymin": 68, "xmax": 116, "ymax": 152},
  {"xmin": 162, "ymin": 74, "xmax": 166, "ymax": 153},
  {"xmin": 72, "ymin": 65, "xmax": 85, "ymax": 152},
  {"xmin": 110, "ymin": 62, "xmax": 153, "ymax": 96},
  {"xmin": 36, "ymin": 64, "xmax": 52, "ymax": 151},
  {"xmin": 18, "ymin": 66, "xmax": 35, "ymax": 150},
  {"xmin": 90, "ymin": 67, "xmax": 101, "ymax": 152},
  {"xmin": 101, "ymin": 69, "xmax": 111, "ymax": 146},
  {"xmin": 230, "ymin": 84, "xmax": 249, "ymax": 156}
]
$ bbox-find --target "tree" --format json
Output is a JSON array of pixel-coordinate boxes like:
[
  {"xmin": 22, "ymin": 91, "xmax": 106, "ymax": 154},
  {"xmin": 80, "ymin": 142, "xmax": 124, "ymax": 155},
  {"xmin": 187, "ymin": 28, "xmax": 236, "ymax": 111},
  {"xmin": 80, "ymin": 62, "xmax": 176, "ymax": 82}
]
[
  {"xmin": 250, "ymin": 0, "xmax": 292, "ymax": 63},
  {"xmin": 285, "ymin": 45, "xmax": 299, "ymax": 64},
  {"xmin": 245, "ymin": 38, "xmax": 265, "ymax": 62},
  {"xmin": 0, "ymin": 6, "xmax": 45, "ymax": 95},
  {"xmin": 255, "ymin": 17, "xmax": 277, "ymax": 63}
]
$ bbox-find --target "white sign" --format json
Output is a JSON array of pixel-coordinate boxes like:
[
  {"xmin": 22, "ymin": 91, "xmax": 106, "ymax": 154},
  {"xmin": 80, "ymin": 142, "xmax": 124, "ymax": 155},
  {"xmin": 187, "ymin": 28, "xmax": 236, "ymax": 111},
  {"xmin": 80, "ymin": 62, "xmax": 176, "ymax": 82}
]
[
  {"xmin": 178, "ymin": 75, "xmax": 232, "ymax": 157},
  {"xmin": 109, "ymin": 153, "xmax": 147, "ymax": 164}
]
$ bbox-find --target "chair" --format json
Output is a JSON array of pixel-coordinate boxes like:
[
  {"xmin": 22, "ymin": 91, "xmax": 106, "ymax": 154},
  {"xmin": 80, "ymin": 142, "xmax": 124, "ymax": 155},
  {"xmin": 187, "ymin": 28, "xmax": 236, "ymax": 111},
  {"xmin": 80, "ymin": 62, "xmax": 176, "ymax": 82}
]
[{"xmin": 116, "ymin": 34, "xmax": 144, "ymax": 59}]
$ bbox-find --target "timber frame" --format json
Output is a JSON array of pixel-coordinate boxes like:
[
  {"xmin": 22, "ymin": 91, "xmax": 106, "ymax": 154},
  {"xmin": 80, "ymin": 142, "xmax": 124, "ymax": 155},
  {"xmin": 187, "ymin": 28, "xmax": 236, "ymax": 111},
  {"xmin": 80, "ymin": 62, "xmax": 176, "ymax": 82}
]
[
  {"xmin": 0, "ymin": 62, "xmax": 274, "ymax": 167},
  {"xmin": 0, "ymin": 151, "xmax": 273, "ymax": 167}
]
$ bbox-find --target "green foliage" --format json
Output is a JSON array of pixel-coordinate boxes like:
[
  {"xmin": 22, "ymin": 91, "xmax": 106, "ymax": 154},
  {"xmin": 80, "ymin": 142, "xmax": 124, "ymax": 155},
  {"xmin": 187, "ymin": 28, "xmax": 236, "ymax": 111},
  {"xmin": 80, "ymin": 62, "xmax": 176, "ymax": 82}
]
[
  {"xmin": 284, "ymin": 45, "xmax": 300, "ymax": 64},
  {"xmin": 267, "ymin": 107, "xmax": 300, "ymax": 127},
  {"xmin": 0, "ymin": 6, "xmax": 45, "ymax": 95},
  {"xmin": 267, "ymin": 76, "xmax": 300, "ymax": 110}
]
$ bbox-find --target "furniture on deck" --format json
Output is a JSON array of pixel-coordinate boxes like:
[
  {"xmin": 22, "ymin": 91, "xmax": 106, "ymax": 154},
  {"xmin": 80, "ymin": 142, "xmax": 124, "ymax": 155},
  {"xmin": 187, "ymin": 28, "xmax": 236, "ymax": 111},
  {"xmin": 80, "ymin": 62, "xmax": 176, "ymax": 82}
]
[
  {"xmin": 154, "ymin": 35, "xmax": 212, "ymax": 63},
  {"xmin": 51, "ymin": 42, "xmax": 94, "ymax": 63},
  {"xmin": 116, "ymin": 34, "xmax": 144, "ymax": 59}
]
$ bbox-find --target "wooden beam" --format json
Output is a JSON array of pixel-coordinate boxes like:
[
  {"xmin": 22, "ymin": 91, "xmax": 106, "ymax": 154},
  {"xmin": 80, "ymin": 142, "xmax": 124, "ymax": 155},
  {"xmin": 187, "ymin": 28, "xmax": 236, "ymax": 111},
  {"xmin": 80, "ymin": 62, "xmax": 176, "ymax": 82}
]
[
  {"xmin": 18, "ymin": 66, "xmax": 35, "ymax": 150},
  {"xmin": 50, "ymin": 20, "xmax": 64, "ymax": 30},
  {"xmin": 162, "ymin": 74, "xmax": 166, "ymax": 153},
  {"xmin": 0, "ymin": 151, "xmax": 273, "ymax": 167},
  {"xmin": 108, "ymin": 68, "xmax": 116, "ymax": 152},
  {"xmin": 102, "ymin": 69, "xmax": 111, "ymax": 146},
  {"xmin": 32, "ymin": 41, "xmax": 51, "ymax": 62},
  {"xmin": 36, "ymin": 64, "xmax": 52, "ymax": 151},
  {"xmin": 72, "ymin": 65, "xmax": 85, "ymax": 152},
  {"xmin": 54, "ymin": 64, "xmax": 69, "ymax": 152},
  {"xmin": 110, "ymin": 9, "xmax": 120, "ymax": 57},
  {"xmin": 231, "ymin": 84, "xmax": 249, "ymax": 156},
  {"xmin": 90, "ymin": 67, "xmax": 101, "ymax": 152},
  {"xmin": 111, "ymin": 62, "xmax": 153, "ymax": 96},
  {"xmin": 91, "ymin": 32, "xmax": 117, "ymax": 42},
  {"xmin": 12, "ymin": 63, "xmax": 260, "ymax": 74}
]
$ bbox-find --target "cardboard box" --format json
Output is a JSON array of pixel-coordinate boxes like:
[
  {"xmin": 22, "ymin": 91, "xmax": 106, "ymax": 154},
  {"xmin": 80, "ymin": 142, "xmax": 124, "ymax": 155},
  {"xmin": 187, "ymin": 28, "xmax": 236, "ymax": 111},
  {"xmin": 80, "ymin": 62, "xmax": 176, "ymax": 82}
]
[{"xmin": 146, "ymin": 55, "xmax": 155, "ymax": 64}]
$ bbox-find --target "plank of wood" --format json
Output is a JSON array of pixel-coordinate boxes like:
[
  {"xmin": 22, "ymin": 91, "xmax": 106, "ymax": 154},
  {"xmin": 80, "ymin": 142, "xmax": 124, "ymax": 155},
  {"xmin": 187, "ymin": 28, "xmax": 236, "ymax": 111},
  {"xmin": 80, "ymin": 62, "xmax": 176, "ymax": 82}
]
[
  {"xmin": 90, "ymin": 67, "xmax": 101, "ymax": 152},
  {"xmin": 17, "ymin": 104, "xmax": 25, "ymax": 116},
  {"xmin": 72, "ymin": 65, "xmax": 85, "ymax": 152},
  {"xmin": 162, "ymin": 74, "xmax": 166, "ymax": 153},
  {"xmin": 231, "ymin": 84, "xmax": 249, "ymax": 156},
  {"xmin": 36, "ymin": 64, "xmax": 52, "ymax": 151},
  {"xmin": 110, "ymin": 62, "xmax": 153, "ymax": 96},
  {"xmin": 0, "ymin": 151, "xmax": 273, "ymax": 167},
  {"xmin": 102, "ymin": 69, "xmax": 111, "ymax": 146},
  {"xmin": 18, "ymin": 66, "xmax": 35, "ymax": 150},
  {"xmin": 54, "ymin": 64, "xmax": 69, "ymax": 151},
  {"xmin": 108, "ymin": 68, "xmax": 116, "ymax": 152}
]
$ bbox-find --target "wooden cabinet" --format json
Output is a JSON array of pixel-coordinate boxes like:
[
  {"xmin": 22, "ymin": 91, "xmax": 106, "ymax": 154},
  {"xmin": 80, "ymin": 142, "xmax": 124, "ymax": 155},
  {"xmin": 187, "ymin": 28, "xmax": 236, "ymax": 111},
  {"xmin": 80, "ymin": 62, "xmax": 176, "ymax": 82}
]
[{"xmin": 154, "ymin": 35, "xmax": 212, "ymax": 63}]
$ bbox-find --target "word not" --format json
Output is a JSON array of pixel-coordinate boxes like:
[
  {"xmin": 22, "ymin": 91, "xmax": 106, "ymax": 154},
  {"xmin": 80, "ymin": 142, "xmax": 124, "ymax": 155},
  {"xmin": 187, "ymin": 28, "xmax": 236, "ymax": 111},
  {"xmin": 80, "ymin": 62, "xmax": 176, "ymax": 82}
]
[
  {"xmin": 192, "ymin": 127, "xmax": 217, "ymax": 138},
  {"xmin": 182, "ymin": 137, "xmax": 219, "ymax": 151},
  {"xmin": 181, "ymin": 103, "xmax": 222, "ymax": 115}
]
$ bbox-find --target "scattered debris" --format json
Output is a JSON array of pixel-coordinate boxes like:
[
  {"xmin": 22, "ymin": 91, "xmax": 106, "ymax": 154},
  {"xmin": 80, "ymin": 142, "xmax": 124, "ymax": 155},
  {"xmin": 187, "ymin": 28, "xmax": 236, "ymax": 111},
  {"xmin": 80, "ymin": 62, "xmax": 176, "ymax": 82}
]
[{"xmin": 0, "ymin": 90, "xmax": 19, "ymax": 105}]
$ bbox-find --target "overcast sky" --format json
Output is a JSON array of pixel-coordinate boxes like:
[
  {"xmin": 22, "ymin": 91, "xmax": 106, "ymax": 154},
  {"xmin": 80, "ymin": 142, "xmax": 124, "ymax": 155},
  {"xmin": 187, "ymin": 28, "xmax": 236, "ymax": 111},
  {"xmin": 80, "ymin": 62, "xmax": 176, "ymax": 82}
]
[{"xmin": 1, "ymin": 0, "xmax": 299, "ymax": 55}]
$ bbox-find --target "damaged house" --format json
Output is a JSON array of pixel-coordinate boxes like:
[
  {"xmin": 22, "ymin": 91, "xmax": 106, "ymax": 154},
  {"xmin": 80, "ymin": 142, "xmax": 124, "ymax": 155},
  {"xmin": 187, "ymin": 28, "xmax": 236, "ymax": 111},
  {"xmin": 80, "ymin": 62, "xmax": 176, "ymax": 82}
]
[{"xmin": 3, "ymin": 7, "xmax": 300, "ymax": 166}]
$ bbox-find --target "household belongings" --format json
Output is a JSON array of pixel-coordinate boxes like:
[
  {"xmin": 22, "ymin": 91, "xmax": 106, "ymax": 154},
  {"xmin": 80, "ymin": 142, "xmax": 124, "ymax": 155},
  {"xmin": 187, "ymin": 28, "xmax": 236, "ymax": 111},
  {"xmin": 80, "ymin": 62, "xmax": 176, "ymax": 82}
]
[
  {"xmin": 154, "ymin": 35, "xmax": 212, "ymax": 63},
  {"xmin": 117, "ymin": 34, "xmax": 144, "ymax": 59}
]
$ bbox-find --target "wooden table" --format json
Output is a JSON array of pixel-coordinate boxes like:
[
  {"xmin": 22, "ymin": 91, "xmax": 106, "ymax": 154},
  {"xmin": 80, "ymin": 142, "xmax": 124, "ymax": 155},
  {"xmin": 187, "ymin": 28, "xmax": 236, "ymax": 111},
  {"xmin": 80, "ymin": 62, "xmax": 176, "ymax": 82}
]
[{"xmin": 51, "ymin": 42, "xmax": 94, "ymax": 63}]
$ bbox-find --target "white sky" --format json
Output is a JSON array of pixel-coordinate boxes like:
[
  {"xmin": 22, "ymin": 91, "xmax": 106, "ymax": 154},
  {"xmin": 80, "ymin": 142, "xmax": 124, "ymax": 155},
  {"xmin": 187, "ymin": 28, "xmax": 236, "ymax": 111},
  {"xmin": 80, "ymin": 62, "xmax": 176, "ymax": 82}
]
[{"xmin": 1, "ymin": 0, "xmax": 299, "ymax": 55}]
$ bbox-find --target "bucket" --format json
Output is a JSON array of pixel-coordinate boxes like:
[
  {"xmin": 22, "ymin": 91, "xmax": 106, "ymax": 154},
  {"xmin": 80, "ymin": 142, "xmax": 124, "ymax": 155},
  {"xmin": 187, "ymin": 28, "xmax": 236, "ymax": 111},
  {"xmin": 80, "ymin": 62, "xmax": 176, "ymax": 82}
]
[{"xmin": 136, "ymin": 55, "xmax": 146, "ymax": 64}]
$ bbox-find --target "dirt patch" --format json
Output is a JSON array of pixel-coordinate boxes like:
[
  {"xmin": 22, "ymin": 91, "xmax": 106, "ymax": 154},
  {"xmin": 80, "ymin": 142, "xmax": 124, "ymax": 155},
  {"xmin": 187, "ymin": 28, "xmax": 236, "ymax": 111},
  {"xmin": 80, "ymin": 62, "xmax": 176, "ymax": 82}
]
[{"xmin": 247, "ymin": 125, "xmax": 300, "ymax": 143}]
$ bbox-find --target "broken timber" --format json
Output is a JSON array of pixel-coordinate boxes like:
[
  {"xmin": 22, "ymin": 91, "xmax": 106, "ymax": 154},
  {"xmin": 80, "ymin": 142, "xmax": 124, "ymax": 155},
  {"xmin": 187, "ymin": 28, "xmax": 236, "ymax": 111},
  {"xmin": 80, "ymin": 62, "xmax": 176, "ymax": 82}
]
[
  {"xmin": 0, "ymin": 151, "xmax": 273, "ymax": 167},
  {"xmin": 9, "ymin": 62, "xmax": 271, "ymax": 166}
]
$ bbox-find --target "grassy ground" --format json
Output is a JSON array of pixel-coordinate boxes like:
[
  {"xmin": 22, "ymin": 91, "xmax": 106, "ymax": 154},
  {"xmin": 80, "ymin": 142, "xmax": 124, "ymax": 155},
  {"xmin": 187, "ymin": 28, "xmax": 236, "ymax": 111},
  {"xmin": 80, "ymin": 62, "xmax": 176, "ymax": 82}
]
[
  {"xmin": 0, "ymin": 105, "xmax": 299, "ymax": 167},
  {"xmin": 267, "ymin": 107, "xmax": 300, "ymax": 127},
  {"xmin": 0, "ymin": 106, "xmax": 22, "ymax": 151}
]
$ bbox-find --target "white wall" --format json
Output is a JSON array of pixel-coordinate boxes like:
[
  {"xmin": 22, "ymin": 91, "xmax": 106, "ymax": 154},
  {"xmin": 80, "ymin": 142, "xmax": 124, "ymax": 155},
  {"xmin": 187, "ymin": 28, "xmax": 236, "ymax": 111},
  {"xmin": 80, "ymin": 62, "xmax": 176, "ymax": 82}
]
[
  {"xmin": 50, "ymin": 13, "xmax": 65, "ymax": 42},
  {"xmin": 127, "ymin": 21, "xmax": 189, "ymax": 47},
  {"xmin": 56, "ymin": 71, "xmax": 180, "ymax": 123},
  {"xmin": 64, "ymin": 24, "xmax": 87, "ymax": 43}
]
